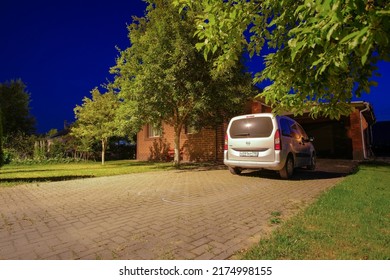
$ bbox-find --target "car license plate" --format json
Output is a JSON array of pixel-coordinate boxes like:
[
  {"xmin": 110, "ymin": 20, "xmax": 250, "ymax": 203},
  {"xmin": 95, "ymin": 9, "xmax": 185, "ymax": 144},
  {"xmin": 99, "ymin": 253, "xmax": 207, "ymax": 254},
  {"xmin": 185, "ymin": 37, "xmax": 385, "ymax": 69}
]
[{"xmin": 240, "ymin": 151, "xmax": 258, "ymax": 157}]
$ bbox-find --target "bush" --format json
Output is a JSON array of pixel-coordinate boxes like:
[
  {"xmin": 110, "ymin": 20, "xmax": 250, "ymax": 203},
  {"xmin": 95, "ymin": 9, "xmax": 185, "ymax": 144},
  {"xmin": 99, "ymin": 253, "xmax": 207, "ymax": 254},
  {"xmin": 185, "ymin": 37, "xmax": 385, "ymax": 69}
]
[
  {"xmin": 3, "ymin": 132, "xmax": 36, "ymax": 162},
  {"xmin": 7, "ymin": 156, "xmax": 85, "ymax": 165},
  {"xmin": 0, "ymin": 146, "xmax": 3, "ymax": 167},
  {"xmin": 0, "ymin": 141, "xmax": 3, "ymax": 168},
  {"xmin": 2, "ymin": 148, "xmax": 14, "ymax": 164}
]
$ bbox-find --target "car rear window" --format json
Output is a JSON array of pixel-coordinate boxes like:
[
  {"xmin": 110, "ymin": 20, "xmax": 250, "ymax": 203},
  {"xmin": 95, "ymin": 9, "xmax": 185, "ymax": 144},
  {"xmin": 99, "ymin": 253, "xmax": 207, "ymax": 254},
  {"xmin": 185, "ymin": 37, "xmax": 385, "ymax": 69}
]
[{"xmin": 229, "ymin": 117, "xmax": 273, "ymax": 138}]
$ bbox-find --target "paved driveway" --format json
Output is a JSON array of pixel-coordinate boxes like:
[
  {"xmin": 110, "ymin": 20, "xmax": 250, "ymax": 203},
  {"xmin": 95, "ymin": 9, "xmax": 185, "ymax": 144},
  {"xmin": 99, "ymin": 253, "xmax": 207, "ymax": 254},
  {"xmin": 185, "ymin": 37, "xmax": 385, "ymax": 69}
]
[{"xmin": 0, "ymin": 160, "xmax": 356, "ymax": 260}]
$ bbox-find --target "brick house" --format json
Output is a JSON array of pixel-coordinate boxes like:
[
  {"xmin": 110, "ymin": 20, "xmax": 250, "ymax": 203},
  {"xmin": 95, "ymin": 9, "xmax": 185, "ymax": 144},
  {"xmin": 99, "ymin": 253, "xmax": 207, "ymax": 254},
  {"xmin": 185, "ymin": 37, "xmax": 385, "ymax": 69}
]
[{"xmin": 136, "ymin": 100, "xmax": 375, "ymax": 161}]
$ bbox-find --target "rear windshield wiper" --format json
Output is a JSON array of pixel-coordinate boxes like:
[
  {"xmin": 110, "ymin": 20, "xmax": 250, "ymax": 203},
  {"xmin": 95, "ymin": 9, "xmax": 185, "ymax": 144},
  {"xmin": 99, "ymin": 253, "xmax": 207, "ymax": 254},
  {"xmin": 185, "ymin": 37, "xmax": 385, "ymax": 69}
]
[{"xmin": 234, "ymin": 133, "xmax": 250, "ymax": 137}]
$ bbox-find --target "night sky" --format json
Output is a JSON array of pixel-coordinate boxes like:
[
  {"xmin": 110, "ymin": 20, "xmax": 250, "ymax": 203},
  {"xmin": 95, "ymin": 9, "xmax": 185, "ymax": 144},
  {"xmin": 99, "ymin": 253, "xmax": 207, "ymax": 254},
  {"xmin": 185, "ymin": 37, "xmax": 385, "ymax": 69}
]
[{"xmin": 1, "ymin": 0, "xmax": 389, "ymax": 134}]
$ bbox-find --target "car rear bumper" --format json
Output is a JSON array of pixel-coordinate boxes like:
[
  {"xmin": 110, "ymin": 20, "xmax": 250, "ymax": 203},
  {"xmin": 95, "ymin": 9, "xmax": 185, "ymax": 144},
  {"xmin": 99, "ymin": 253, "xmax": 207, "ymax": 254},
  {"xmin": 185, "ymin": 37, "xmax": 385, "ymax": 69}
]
[{"xmin": 224, "ymin": 159, "xmax": 284, "ymax": 171}]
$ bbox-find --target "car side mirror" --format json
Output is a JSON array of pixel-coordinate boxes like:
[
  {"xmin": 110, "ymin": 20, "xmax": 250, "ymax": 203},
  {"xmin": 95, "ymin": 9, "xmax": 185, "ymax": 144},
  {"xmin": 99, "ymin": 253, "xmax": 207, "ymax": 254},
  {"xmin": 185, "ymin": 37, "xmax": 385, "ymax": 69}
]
[{"xmin": 309, "ymin": 136, "xmax": 314, "ymax": 142}]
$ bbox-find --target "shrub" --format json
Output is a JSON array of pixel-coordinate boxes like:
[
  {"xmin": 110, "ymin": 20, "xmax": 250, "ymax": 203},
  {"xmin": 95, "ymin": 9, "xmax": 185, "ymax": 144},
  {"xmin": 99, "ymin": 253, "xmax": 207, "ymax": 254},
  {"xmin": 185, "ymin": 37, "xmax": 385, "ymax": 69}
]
[
  {"xmin": 3, "ymin": 132, "xmax": 36, "ymax": 162},
  {"xmin": 0, "ymin": 110, "xmax": 3, "ymax": 168}
]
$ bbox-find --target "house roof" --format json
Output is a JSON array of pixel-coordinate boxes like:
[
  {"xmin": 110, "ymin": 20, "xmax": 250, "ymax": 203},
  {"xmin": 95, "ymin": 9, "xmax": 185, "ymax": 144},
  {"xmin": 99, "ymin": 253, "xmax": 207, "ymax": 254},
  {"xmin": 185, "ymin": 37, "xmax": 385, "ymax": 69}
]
[
  {"xmin": 351, "ymin": 101, "xmax": 376, "ymax": 125},
  {"xmin": 254, "ymin": 98, "xmax": 376, "ymax": 124},
  {"xmin": 48, "ymin": 128, "xmax": 70, "ymax": 139}
]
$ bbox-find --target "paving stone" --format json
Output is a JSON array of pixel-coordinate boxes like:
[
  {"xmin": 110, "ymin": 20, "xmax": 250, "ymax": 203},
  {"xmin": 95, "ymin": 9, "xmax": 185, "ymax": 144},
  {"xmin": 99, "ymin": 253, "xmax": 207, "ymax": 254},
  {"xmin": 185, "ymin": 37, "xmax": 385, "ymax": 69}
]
[{"xmin": 0, "ymin": 159, "xmax": 353, "ymax": 260}]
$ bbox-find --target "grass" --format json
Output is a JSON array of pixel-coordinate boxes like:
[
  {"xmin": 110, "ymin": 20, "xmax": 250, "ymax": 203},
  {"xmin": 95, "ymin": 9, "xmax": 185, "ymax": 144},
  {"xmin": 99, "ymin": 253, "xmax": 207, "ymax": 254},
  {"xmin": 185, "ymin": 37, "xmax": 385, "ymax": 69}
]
[
  {"xmin": 270, "ymin": 211, "xmax": 282, "ymax": 225},
  {"xmin": 0, "ymin": 160, "xmax": 177, "ymax": 187},
  {"xmin": 242, "ymin": 162, "xmax": 390, "ymax": 260}
]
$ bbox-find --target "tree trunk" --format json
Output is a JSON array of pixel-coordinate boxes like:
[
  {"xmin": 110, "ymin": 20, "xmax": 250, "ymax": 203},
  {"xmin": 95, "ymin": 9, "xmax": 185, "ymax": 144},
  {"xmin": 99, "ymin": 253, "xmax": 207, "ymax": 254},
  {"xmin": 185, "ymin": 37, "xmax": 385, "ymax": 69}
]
[
  {"xmin": 101, "ymin": 138, "xmax": 107, "ymax": 165},
  {"xmin": 173, "ymin": 125, "xmax": 182, "ymax": 168}
]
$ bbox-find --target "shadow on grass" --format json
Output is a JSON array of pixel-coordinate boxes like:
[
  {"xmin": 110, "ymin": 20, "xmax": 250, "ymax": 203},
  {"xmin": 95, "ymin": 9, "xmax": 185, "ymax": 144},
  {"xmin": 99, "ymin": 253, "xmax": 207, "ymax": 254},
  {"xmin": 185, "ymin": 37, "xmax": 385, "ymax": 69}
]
[
  {"xmin": 0, "ymin": 175, "xmax": 95, "ymax": 184},
  {"xmin": 360, "ymin": 160, "xmax": 390, "ymax": 167},
  {"xmin": 0, "ymin": 169, "xmax": 67, "ymax": 175},
  {"xmin": 106, "ymin": 160, "xmax": 169, "ymax": 167}
]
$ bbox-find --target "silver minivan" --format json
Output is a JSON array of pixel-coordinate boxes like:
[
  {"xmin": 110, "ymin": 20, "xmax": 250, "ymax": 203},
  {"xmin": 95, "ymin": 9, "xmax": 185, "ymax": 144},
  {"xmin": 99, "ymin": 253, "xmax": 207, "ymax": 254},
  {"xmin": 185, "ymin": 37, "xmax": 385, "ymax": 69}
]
[{"xmin": 224, "ymin": 113, "xmax": 316, "ymax": 179}]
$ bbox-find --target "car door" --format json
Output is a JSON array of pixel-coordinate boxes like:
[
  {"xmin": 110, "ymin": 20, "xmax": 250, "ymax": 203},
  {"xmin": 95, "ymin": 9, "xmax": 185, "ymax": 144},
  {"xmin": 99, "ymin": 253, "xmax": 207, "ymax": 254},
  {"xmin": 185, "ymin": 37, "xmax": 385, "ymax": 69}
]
[
  {"xmin": 292, "ymin": 122, "xmax": 312, "ymax": 166},
  {"xmin": 280, "ymin": 117, "xmax": 302, "ymax": 165}
]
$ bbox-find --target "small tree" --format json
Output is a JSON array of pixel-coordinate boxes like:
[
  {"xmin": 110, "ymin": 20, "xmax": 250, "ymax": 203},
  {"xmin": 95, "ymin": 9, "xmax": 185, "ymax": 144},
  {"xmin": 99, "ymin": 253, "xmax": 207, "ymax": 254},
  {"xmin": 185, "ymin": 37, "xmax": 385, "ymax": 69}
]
[{"xmin": 71, "ymin": 88, "xmax": 121, "ymax": 165}]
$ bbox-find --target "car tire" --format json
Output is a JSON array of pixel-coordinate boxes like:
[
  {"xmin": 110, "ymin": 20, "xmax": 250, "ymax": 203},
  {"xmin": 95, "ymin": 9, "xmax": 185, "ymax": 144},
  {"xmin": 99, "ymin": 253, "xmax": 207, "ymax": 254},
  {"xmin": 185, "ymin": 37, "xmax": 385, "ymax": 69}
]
[
  {"xmin": 229, "ymin": 167, "xmax": 242, "ymax": 175},
  {"xmin": 307, "ymin": 153, "xmax": 316, "ymax": 170},
  {"xmin": 279, "ymin": 155, "xmax": 294, "ymax": 179}
]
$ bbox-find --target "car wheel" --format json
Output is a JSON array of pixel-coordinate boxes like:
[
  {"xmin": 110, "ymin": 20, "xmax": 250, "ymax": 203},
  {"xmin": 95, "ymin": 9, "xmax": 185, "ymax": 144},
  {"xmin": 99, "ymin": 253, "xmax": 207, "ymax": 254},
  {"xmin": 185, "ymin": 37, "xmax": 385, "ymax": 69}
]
[
  {"xmin": 280, "ymin": 155, "xmax": 294, "ymax": 179},
  {"xmin": 229, "ymin": 167, "xmax": 242, "ymax": 175},
  {"xmin": 307, "ymin": 153, "xmax": 316, "ymax": 170}
]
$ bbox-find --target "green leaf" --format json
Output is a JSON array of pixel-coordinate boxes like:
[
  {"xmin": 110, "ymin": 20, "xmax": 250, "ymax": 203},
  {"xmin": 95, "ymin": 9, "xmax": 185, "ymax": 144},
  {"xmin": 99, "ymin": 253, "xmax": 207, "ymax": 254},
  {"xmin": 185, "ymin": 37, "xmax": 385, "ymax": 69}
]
[
  {"xmin": 321, "ymin": 0, "xmax": 332, "ymax": 11},
  {"xmin": 326, "ymin": 23, "xmax": 339, "ymax": 41},
  {"xmin": 212, "ymin": 44, "xmax": 218, "ymax": 54},
  {"xmin": 376, "ymin": 10, "xmax": 390, "ymax": 15},
  {"xmin": 230, "ymin": 9, "xmax": 237, "ymax": 20},
  {"xmin": 203, "ymin": 48, "xmax": 209, "ymax": 61},
  {"xmin": 361, "ymin": 39, "xmax": 373, "ymax": 65},
  {"xmin": 195, "ymin": 42, "xmax": 204, "ymax": 51},
  {"xmin": 340, "ymin": 27, "xmax": 369, "ymax": 44},
  {"xmin": 208, "ymin": 14, "xmax": 216, "ymax": 25}
]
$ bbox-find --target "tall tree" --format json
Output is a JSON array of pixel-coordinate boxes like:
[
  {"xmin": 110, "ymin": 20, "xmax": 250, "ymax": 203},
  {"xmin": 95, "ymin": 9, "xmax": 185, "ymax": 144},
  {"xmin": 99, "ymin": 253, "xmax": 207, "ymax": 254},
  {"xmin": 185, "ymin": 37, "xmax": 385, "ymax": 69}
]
[
  {"xmin": 174, "ymin": 0, "xmax": 390, "ymax": 119},
  {"xmin": 111, "ymin": 0, "xmax": 253, "ymax": 166},
  {"xmin": 0, "ymin": 79, "xmax": 35, "ymax": 135},
  {"xmin": 71, "ymin": 88, "xmax": 121, "ymax": 165}
]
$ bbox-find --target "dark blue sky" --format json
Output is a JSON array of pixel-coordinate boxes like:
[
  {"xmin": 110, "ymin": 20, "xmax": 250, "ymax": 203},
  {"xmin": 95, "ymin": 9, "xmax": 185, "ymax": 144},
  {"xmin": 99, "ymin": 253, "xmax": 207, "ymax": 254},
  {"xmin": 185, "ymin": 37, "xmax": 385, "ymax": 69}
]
[
  {"xmin": 1, "ymin": 0, "xmax": 389, "ymax": 134},
  {"xmin": 1, "ymin": 0, "xmax": 147, "ymax": 133}
]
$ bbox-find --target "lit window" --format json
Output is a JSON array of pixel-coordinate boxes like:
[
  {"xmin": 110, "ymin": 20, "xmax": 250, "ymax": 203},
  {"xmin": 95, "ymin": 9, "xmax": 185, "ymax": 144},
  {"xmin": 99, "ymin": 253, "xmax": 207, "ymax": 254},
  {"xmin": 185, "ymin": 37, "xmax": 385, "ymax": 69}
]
[{"xmin": 148, "ymin": 124, "xmax": 161, "ymax": 138}]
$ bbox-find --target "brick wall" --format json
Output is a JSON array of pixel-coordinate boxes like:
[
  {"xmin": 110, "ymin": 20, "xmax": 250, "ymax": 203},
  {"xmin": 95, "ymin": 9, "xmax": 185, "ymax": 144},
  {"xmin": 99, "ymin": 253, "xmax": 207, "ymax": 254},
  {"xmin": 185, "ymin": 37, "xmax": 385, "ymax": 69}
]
[
  {"xmin": 251, "ymin": 101, "xmax": 272, "ymax": 114},
  {"xmin": 348, "ymin": 108, "xmax": 368, "ymax": 160},
  {"xmin": 183, "ymin": 128, "xmax": 217, "ymax": 162},
  {"xmin": 137, "ymin": 123, "xmax": 222, "ymax": 162}
]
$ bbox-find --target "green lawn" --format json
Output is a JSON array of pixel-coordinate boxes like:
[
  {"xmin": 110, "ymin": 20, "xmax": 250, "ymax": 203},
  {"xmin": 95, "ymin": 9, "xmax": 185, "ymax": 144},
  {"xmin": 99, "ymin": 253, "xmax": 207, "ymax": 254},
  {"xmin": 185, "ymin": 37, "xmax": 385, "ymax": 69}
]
[
  {"xmin": 0, "ymin": 160, "xmax": 174, "ymax": 187},
  {"xmin": 242, "ymin": 162, "xmax": 390, "ymax": 260}
]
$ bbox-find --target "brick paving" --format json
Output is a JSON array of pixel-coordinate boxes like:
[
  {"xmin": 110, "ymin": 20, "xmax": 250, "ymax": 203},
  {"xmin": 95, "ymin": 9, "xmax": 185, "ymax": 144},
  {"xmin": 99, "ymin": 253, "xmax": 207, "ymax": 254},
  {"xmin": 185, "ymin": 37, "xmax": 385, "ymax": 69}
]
[{"xmin": 0, "ymin": 160, "xmax": 356, "ymax": 260}]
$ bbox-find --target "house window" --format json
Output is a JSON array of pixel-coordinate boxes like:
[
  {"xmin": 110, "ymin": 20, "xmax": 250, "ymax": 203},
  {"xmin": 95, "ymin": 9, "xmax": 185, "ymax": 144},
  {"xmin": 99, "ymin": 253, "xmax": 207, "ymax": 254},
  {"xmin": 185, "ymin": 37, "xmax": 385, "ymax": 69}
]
[
  {"xmin": 186, "ymin": 125, "xmax": 198, "ymax": 135},
  {"xmin": 148, "ymin": 124, "xmax": 162, "ymax": 138}
]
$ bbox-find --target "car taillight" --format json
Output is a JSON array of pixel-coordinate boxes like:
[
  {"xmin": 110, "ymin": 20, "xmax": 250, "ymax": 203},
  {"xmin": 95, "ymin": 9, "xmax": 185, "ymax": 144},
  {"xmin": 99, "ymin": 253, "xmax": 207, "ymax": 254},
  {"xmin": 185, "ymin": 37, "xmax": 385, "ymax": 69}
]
[
  {"xmin": 224, "ymin": 134, "xmax": 228, "ymax": 150},
  {"xmin": 274, "ymin": 129, "xmax": 281, "ymax": 150}
]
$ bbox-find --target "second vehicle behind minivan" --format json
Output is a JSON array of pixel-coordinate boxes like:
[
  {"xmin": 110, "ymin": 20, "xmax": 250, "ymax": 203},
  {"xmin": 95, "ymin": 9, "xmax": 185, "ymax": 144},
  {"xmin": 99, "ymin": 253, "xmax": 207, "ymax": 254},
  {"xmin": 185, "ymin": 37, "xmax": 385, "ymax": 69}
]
[{"xmin": 224, "ymin": 113, "xmax": 316, "ymax": 179}]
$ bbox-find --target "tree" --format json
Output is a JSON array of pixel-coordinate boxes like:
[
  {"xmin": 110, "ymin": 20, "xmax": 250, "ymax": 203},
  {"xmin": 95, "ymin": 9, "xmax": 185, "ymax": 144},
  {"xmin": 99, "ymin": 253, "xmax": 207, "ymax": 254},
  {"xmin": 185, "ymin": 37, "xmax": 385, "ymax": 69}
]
[
  {"xmin": 111, "ymin": 0, "xmax": 253, "ymax": 166},
  {"xmin": 174, "ymin": 0, "xmax": 390, "ymax": 119},
  {"xmin": 0, "ymin": 79, "xmax": 35, "ymax": 136},
  {"xmin": 71, "ymin": 88, "xmax": 121, "ymax": 165}
]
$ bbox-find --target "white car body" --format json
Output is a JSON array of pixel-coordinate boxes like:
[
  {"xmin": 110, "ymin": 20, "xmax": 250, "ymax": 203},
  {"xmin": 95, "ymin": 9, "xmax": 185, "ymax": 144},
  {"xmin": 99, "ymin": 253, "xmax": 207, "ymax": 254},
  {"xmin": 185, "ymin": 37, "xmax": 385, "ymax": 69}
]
[{"xmin": 224, "ymin": 113, "xmax": 316, "ymax": 179}]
